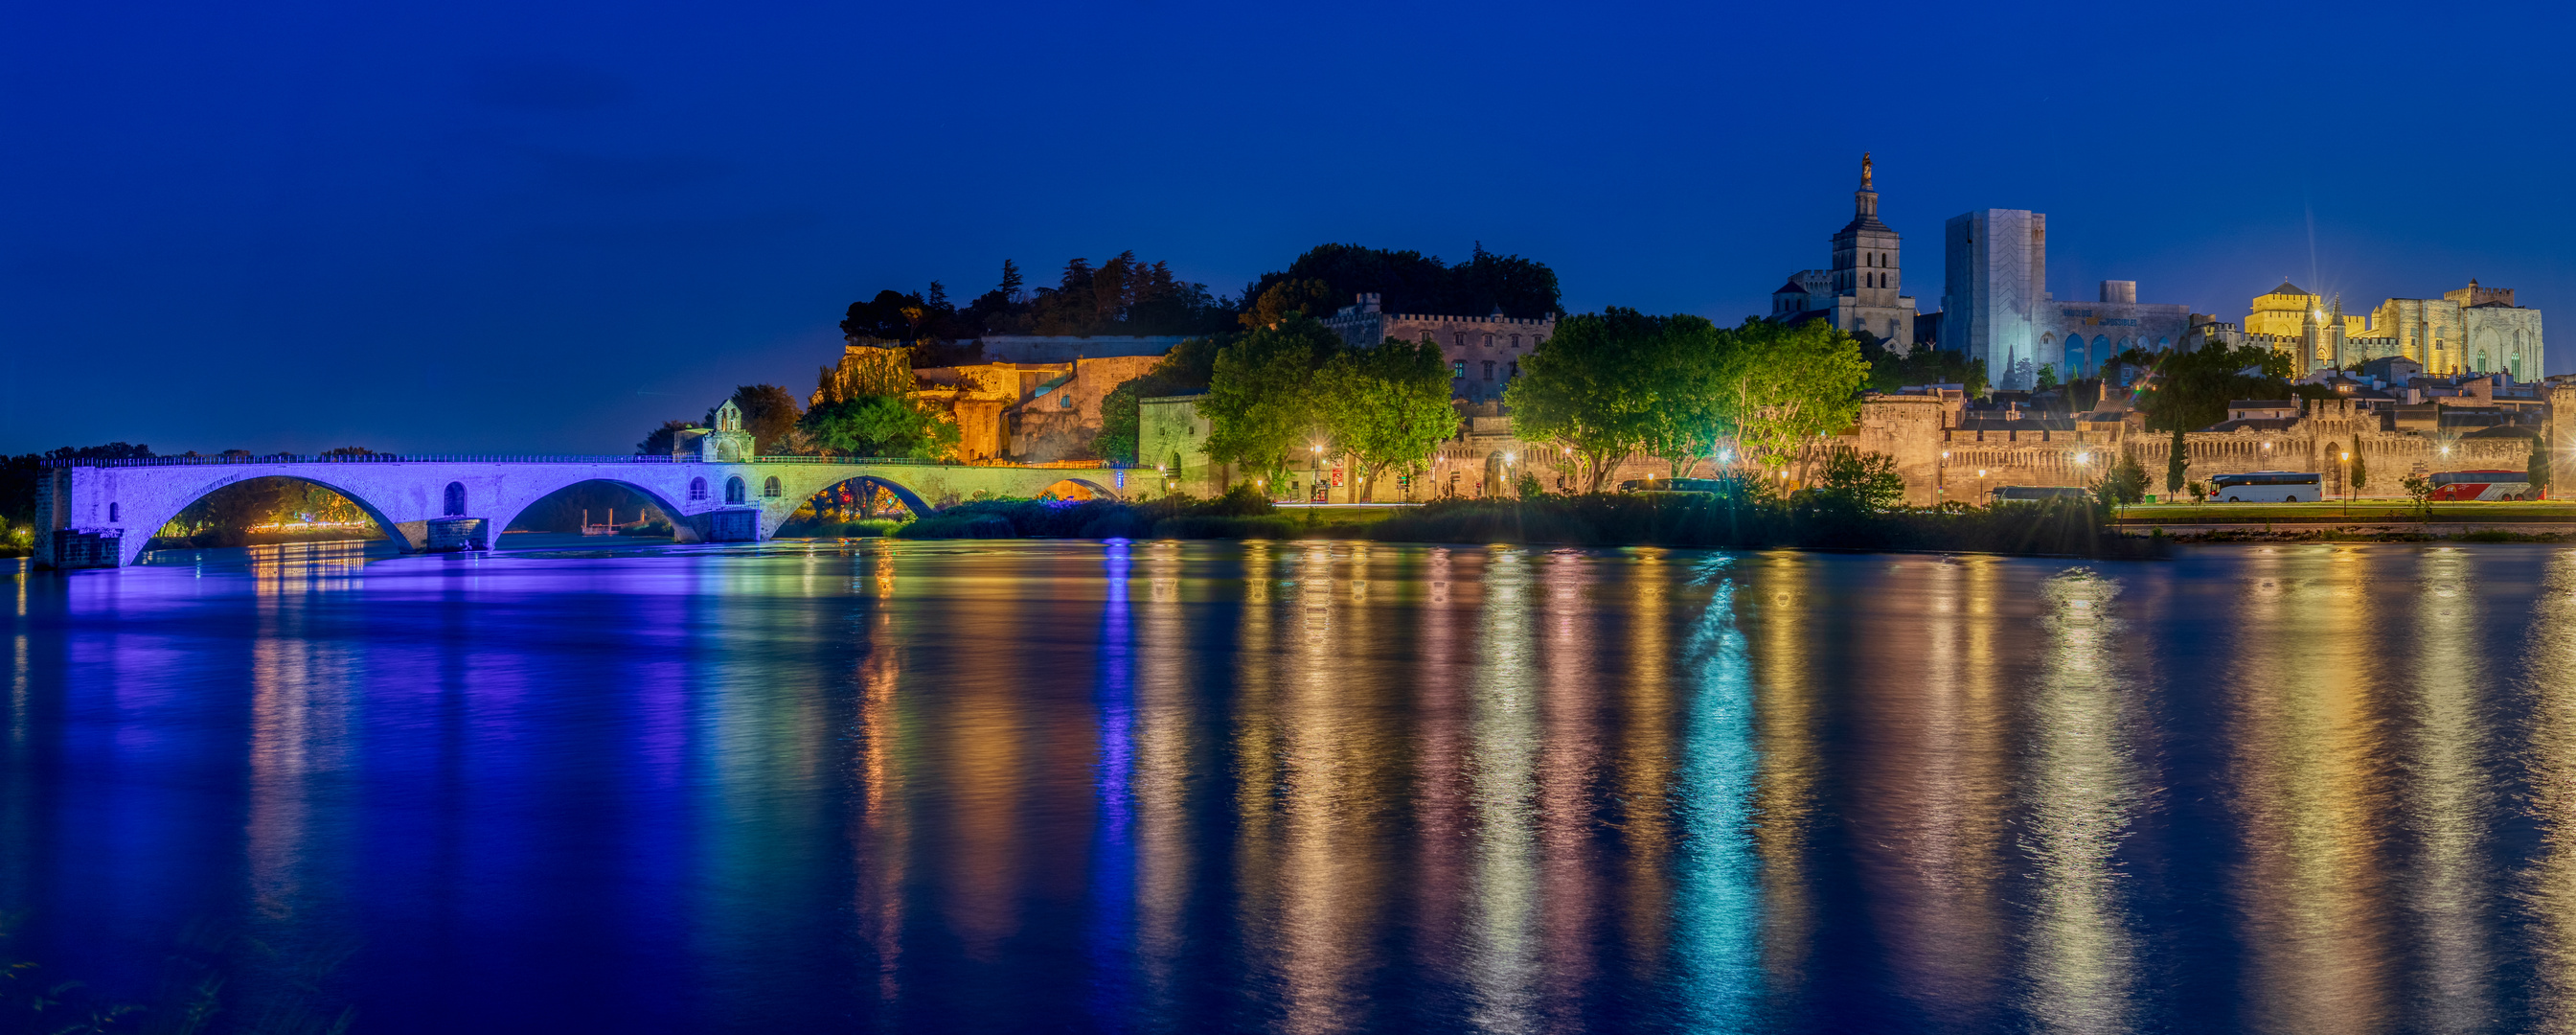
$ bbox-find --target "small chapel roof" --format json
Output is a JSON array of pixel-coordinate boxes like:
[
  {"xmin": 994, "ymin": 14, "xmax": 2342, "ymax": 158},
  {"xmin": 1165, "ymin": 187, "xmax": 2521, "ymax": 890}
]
[{"xmin": 2264, "ymin": 280, "xmax": 2309, "ymax": 297}]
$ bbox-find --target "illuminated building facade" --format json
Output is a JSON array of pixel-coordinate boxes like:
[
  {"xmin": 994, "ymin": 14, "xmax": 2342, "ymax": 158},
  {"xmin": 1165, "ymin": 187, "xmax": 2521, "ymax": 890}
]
[
  {"xmin": 1319, "ymin": 293, "xmax": 1557, "ymax": 405},
  {"xmin": 1943, "ymin": 209, "xmax": 2191, "ymax": 388},
  {"xmin": 2198, "ymin": 279, "xmax": 2542, "ymax": 378}
]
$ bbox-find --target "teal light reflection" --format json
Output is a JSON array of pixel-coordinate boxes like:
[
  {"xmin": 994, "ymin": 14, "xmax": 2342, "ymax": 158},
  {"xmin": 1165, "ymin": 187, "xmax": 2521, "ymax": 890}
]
[{"xmin": 1675, "ymin": 562, "xmax": 1764, "ymax": 1030}]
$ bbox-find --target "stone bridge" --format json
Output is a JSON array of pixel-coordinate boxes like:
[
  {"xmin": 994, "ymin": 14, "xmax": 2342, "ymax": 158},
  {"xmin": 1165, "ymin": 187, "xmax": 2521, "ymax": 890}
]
[{"xmin": 33, "ymin": 454, "xmax": 1135, "ymax": 569}]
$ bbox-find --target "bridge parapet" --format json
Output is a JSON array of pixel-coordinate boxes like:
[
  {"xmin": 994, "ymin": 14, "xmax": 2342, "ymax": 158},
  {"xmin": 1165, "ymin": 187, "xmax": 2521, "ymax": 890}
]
[{"xmin": 34, "ymin": 456, "xmax": 1138, "ymax": 570}]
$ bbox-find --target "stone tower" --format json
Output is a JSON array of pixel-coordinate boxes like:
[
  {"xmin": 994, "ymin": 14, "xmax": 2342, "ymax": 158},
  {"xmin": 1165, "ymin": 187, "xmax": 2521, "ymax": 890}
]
[
  {"xmin": 700, "ymin": 399, "xmax": 755, "ymax": 462},
  {"xmin": 1833, "ymin": 153, "xmax": 1903, "ymax": 311}
]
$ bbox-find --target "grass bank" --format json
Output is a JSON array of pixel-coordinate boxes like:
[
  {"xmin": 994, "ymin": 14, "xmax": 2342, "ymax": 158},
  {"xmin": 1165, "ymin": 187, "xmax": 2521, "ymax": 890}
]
[
  {"xmin": 896, "ymin": 490, "xmax": 1391, "ymax": 541},
  {"xmin": 1366, "ymin": 495, "xmax": 2167, "ymax": 559}
]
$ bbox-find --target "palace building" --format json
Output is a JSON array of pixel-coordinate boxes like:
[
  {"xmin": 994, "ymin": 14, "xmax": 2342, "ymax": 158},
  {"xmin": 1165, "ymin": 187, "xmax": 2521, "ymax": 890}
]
[{"xmin": 2190, "ymin": 279, "xmax": 2542, "ymax": 379}]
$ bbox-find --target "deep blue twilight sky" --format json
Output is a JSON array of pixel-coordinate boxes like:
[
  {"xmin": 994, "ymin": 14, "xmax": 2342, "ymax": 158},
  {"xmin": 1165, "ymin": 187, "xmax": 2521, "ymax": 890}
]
[{"xmin": 6, "ymin": 1, "xmax": 2572, "ymax": 455}]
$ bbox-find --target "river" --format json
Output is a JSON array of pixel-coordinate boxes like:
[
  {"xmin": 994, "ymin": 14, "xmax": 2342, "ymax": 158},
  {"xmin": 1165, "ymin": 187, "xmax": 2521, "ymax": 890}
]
[{"xmin": 6, "ymin": 536, "xmax": 2574, "ymax": 1032}]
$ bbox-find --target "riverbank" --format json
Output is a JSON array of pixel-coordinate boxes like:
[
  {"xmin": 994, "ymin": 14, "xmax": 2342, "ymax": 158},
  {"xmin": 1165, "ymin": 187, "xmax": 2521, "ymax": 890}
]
[{"xmin": 887, "ymin": 493, "xmax": 2166, "ymax": 559}]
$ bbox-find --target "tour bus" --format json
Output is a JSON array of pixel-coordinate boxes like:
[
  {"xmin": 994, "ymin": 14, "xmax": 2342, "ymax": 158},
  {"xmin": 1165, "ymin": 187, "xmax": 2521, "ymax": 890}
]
[
  {"xmin": 2209, "ymin": 472, "xmax": 2323, "ymax": 503},
  {"xmin": 2428, "ymin": 470, "xmax": 2538, "ymax": 501}
]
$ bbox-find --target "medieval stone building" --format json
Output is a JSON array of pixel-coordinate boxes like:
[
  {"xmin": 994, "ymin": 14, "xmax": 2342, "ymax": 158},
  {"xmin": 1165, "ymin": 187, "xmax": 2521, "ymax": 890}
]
[
  {"xmin": 1769, "ymin": 154, "xmax": 1919, "ymax": 353},
  {"xmin": 1320, "ymin": 293, "xmax": 1557, "ymax": 405},
  {"xmin": 2187, "ymin": 279, "xmax": 2542, "ymax": 379}
]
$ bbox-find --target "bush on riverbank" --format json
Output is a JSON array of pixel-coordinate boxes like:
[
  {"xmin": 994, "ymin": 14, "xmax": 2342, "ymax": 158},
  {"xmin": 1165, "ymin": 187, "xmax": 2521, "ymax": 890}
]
[
  {"xmin": 779, "ymin": 517, "xmax": 902, "ymax": 538},
  {"xmin": 893, "ymin": 487, "xmax": 2157, "ymax": 558},
  {"xmin": 1365, "ymin": 494, "xmax": 2167, "ymax": 558}
]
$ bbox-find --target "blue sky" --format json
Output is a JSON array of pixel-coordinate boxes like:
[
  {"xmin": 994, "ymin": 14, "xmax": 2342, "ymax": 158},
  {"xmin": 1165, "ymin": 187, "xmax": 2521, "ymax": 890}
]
[{"xmin": 6, "ymin": 0, "xmax": 2569, "ymax": 454}]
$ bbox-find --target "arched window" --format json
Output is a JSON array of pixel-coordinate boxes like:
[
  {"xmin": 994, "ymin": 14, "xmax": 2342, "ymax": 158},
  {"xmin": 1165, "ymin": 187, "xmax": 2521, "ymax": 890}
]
[
  {"xmin": 725, "ymin": 476, "xmax": 746, "ymax": 504},
  {"xmin": 689, "ymin": 477, "xmax": 708, "ymax": 501},
  {"xmin": 108, "ymin": 502, "xmax": 120, "ymax": 522},
  {"xmin": 763, "ymin": 475, "xmax": 782, "ymax": 498},
  {"xmin": 444, "ymin": 481, "xmax": 466, "ymax": 516}
]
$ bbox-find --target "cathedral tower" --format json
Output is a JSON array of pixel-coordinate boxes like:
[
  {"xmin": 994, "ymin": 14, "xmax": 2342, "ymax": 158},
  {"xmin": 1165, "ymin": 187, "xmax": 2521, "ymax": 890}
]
[{"xmin": 1833, "ymin": 153, "xmax": 1903, "ymax": 311}]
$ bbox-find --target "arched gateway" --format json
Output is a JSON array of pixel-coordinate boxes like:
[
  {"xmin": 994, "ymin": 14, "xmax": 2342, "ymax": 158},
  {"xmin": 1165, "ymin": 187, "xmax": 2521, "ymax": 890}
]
[{"xmin": 31, "ymin": 455, "xmax": 1133, "ymax": 569}]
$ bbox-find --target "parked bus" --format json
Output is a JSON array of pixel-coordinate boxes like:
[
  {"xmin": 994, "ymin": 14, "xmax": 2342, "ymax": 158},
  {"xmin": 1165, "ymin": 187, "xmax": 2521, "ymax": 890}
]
[
  {"xmin": 2209, "ymin": 472, "xmax": 2322, "ymax": 503},
  {"xmin": 2428, "ymin": 470, "xmax": 2537, "ymax": 501},
  {"xmin": 1992, "ymin": 485, "xmax": 2091, "ymax": 502}
]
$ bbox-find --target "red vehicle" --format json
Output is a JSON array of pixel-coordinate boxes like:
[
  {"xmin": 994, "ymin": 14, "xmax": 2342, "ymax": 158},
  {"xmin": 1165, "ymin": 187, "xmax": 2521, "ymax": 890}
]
[{"xmin": 2428, "ymin": 470, "xmax": 2538, "ymax": 501}]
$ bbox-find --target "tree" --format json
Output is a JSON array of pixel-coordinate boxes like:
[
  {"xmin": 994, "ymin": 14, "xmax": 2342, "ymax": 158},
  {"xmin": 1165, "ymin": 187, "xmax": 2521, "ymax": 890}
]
[
  {"xmin": 1244, "ymin": 242, "xmax": 1562, "ymax": 322},
  {"xmin": 2036, "ymin": 364, "xmax": 2059, "ymax": 389},
  {"xmin": 1316, "ymin": 336, "xmax": 1459, "ymax": 500},
  {"xmin": 717, "ymin": 384, "xmax": 804, "ymax": 454},
  {"xmin": 2400, "ymin": 472, "xmax": 2435, "ymax": 519},
  {"xmin": 803, "ymin": 396, "xmax": 959, "ymax": 458},
  {"xmin": 1503, "ymin": 309, "xmax": 1669, "ymax": 493},
  {"xmin": 2135, "ymin": 343, "xmax": 2304, "ymax": 432},
  {"xmin": 2102, "ymin": 449, "xmax": 2150, "ymax": 506},
  {"xmin": 2165, "ymin": 427, "xmax": 2189, "ymax": 495},
  {"xmin": 2530, "ymin": 433, "xmax": 2551, "ymax": 498},
  {"xmin": 2187, "ymin": 480, "xmax": 2211, "ymax": 504},
  {"xmin": 1096, "ymin": 336, "xmax": 1225, "ymax": 463},
  {"xmin": 637, "ymin": 420, "xmax": 699, "ymax": 456},
  {"xmin": 1239, "ymin": 279, "xmax": 1336, "ymax": 330},
  {"xmin": 1631, "ymin": 314, "xmax": 1730, "ymax": 479},
  {"xmin": 1721, "ymin": 318, "xmax": 1871, "ymax": 476},
  {"xmin": 1816, "ymin": 447, "xmax": 1905, "ymax": 511},
  {"xmin": 1201, "ymin": 315, "xmax": 1341, "ymax": 488},
  {"xmin": 2350, "ymin": 435, "xmax": 2368, "ymax": 492}
]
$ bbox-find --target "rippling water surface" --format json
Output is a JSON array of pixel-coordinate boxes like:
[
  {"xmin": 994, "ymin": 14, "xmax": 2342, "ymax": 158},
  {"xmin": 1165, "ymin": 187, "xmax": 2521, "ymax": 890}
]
[{"xmin": 8, "ymin": 537, "xmax": 2576, "ymax": 1032}]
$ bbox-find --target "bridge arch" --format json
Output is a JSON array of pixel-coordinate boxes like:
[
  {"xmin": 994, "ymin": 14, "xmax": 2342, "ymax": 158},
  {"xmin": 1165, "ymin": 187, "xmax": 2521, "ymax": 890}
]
[
  {"xmin": 121, "ymin": 472, "xmax": 410, "ymax": 567},
  {"xmin": 1037, "ymin": 477, "xmax": 1118, "ymax": 501},
  {"xmin": 790, "ymin": 474, "xmax": 932, "ymax": 521},
  {"xmin": 484, "ymin": 476, "xmax": 695, "ymax": 548}
]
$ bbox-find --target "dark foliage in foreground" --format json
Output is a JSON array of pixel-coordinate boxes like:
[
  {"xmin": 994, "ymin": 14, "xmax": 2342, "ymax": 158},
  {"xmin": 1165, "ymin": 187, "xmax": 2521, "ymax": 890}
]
[{"xmin": 1367, "ymin": 494, "xmax": 2166, "ymax": 558}]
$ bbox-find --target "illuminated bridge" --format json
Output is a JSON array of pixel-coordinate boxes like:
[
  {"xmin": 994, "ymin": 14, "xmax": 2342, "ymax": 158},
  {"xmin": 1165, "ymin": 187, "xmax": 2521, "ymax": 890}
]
[{"xmin": 31, "ymin": 452, "xmax": 1134, "ymax": 569}]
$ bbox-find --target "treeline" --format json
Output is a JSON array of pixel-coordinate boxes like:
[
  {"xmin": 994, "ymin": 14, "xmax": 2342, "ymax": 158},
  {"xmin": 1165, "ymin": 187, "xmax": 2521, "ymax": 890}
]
[
  {"xmin": 838, "ymin": 242, "xmax": 1562, "ymax": 353},
  {"xmin": 638, "ymin": 370, "xmax": 956, "ymax": 462},
  {"xmin": 1508, "ymin": 311, "xmax": 1873, "ymax": 492}
]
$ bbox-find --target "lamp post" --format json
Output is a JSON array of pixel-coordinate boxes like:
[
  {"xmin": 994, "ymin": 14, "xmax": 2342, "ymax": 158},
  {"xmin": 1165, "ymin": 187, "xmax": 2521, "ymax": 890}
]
[{"xmin": 2341, "ymin": 449, "xmax": 2352, "ymax": 516}]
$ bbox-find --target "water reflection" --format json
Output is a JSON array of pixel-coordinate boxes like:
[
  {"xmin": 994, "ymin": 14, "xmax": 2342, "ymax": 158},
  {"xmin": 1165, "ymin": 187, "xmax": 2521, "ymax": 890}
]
[
  {"xmin": 11, "ymin": 540, "xmax": 2576, "ymax": 1032},
  {"xmin": 2227, "ymin": 547, "xmax": 2396, "ymax": 1033},
  {"xmin": 2017, "ymin": 568, "xmax": 2146, "ymax": 1032},
  {"xmin": 2528, "ymin": 550, "xmax": 2576, "ymax": 1027}
]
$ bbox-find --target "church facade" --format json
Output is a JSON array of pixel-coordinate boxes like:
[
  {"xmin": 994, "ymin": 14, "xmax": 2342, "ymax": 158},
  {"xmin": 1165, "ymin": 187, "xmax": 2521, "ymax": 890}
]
[{"xmin": 1768, "ymin": 155, "xmax": 1918, "ymax": 353}]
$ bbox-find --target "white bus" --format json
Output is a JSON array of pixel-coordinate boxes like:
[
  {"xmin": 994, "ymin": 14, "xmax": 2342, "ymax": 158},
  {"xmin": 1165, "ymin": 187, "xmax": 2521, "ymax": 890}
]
[{"xmin": 2209, "ymin": 472, "xmax": 2322, "ymax": 503}]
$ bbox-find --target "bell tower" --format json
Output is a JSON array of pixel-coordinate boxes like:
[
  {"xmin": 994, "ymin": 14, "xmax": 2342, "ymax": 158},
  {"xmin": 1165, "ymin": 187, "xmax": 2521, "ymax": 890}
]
[{"xmin": 1831, "ymin": 152, "xmax": 1902, "ymax": 310}]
